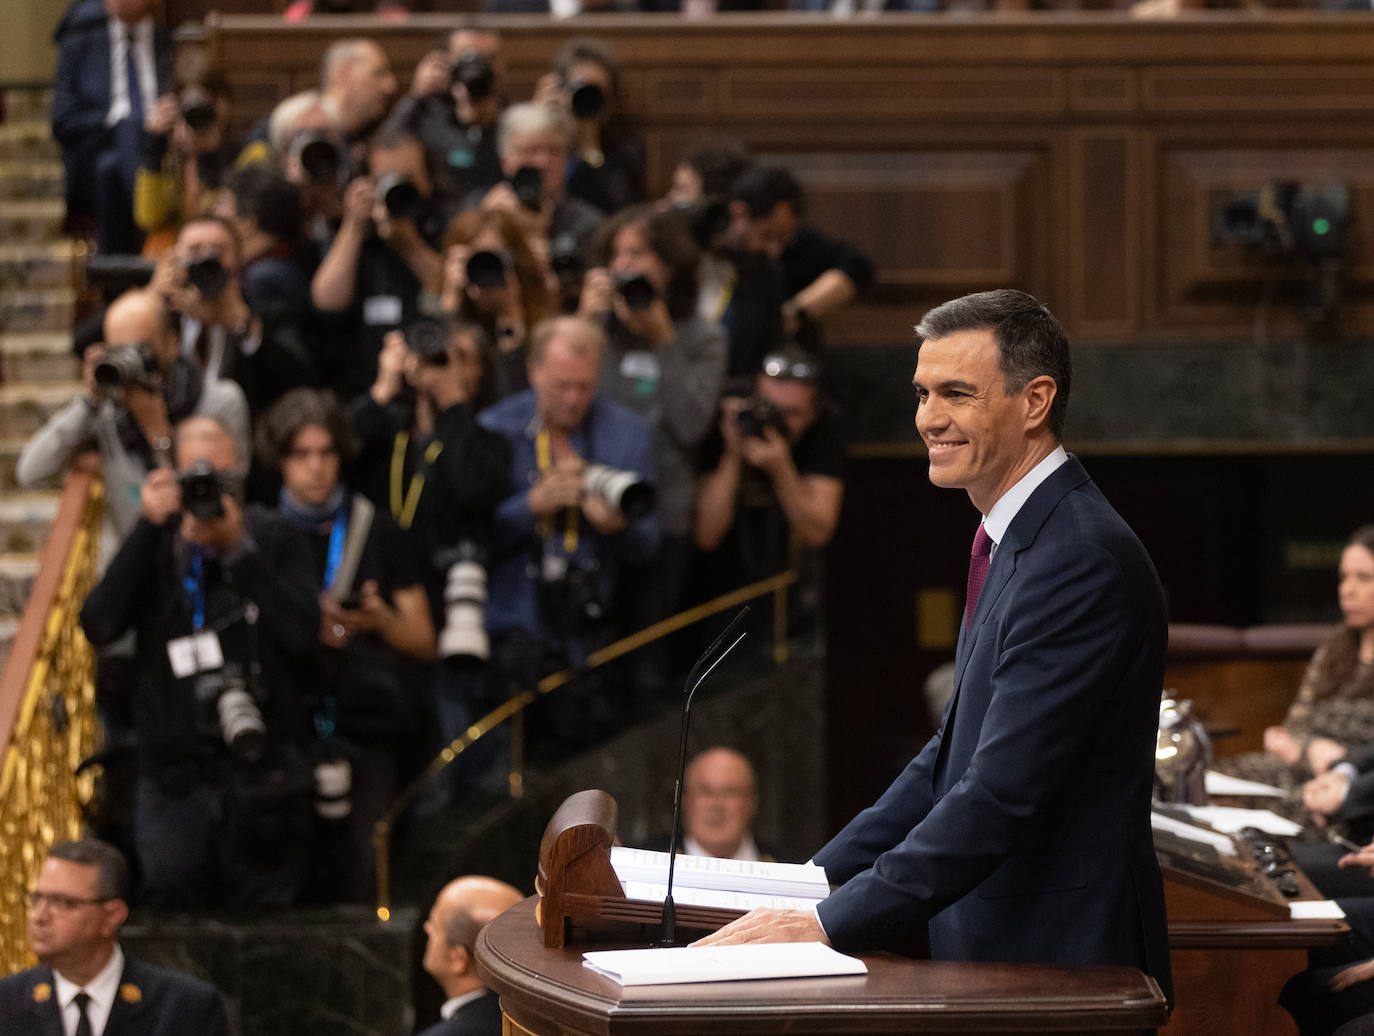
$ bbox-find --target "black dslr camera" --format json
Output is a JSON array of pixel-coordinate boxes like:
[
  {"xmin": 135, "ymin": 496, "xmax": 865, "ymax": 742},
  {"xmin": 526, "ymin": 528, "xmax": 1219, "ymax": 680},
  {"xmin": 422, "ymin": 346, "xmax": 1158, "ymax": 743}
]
[
  {"xmin": 185, "ymin": 255, "xmax": 228, "ymax": 299},
  {"xmin": 178, "ymin": 460, "xmax": 238, "ymax": 521},
  {"xmin": 510, "ymin": 166, "xmax": 543, "ymax": 212},
  {"xmin": 613, "ymin": 272, "xmax": 656, "ymax": 311},
  {"xmin": 291, "ymin": 132, "xmax": 342, "ymax": 184},
  {"xmin": 737, "ymin": 397, "xmax": 787, "ymax": 439},
  {"xmin": 375, "ymin": 173, "xmax": 422, "ymax": 222},
  {"xmin": 451, "ymin": 52, "xmax": 495, "ymax": 102},
  {"xmin": 568, "ymin": 80, "xmax": 605, "ymax": 121},
  {"xmin": 405, "ymin": 316, "xmax": 451, "ymax": 366},
  {"xmin": 94, "ymin": 341, "xmax": 160, "ymax": 392},
  {"xmin": 180, "ymin": 86, "xmax": 216, "ymax": 132}
]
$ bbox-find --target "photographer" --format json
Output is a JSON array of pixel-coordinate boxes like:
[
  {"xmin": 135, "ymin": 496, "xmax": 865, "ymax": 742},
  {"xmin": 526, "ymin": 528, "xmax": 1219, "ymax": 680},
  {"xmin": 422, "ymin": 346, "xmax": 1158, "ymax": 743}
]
[
  {"xmin": 389, "ymin": 27, "xmax": 506, "ymax": 206},
  {"xmin": 694, "ymin": 348, "xmax": 845, "ymax": 576},
  {"xmin": 581, "ymin": 204, "xmax": 725, "ymax": 614},
  {"xmin": 134, "ymin": 74, "xmax": 234, "ymax": 255},
  {"xmin": 258, "ymin": 388, "xmax": 434, "ymax": 902},
  {"xmin": 318, "ymin": 38, "xmax": 398, "ymax": 164},
  {"xmin": 152, "ymin": 215, "xmax": 316, "ymax": 419},
  {"xmin": 350, "ymin": 320, "xmax": 511, "ymax": 788},
  {"xmin": 440, "ymin": 208, "xmax": 557, "ymax": 401},
  {"xmin": 478, "ymin": 316, "xmax": 659, "ymax": 705},
  {"xmin": 17, "ymin": 289, "xmax": 249, "ymax": 559},
  {"xmin": 534, "ymin": 36, "xmax": 644, "ymax": 217},
  {"xmin": 466, "ymin": 102, "xmax": 604, "ymax": 267},
  {"xmin": 312, "ymin": 127, "xmax": 453, "ymax": 399},
  {"xmin": 79, "ymin": 416, "xmax": 320, "ymax": 909}
]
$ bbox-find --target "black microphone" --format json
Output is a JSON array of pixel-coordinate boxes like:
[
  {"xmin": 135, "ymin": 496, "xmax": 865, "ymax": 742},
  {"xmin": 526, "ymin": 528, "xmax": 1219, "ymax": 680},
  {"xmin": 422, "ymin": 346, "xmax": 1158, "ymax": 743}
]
[{"xmin": 656, "ymin": 606, "xmax": 751, "ymax": 947}]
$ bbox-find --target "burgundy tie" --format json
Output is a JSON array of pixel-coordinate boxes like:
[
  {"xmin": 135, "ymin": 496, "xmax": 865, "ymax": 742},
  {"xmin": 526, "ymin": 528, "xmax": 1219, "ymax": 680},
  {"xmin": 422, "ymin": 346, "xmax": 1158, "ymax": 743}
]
[{"xmin": 965, "ymin": 524, "xmax": 993, "ymax": 629}]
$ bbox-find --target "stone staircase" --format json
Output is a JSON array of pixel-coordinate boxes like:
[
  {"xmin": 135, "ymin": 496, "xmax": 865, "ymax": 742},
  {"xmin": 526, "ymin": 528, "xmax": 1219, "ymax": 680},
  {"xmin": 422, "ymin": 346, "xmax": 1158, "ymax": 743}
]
[{"xmin": 0, "ymin": 86, "xmax": 83, "ymax": 671}]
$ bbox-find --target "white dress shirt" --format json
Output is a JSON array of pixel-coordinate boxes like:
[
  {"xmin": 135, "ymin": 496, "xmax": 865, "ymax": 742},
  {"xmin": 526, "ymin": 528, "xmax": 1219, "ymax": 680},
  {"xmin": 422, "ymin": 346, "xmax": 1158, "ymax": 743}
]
[
  {"xmin": 439, "ymin": 987, "xmax": 492, "ymax": 1020},
  {"xmin": 53, "ymin": 943, "xmax": 124, "ymax": 1036},
  {"xmin": 106, "ymin": 17, "xmax": 157, "ymax": 127},
  {"xmin": 980, "ymin": 445, "xmax": 1069, "ymax": 558},
  {"xmin": 684, "ymin": 833, "xmax": 762, "ymax": 862}
]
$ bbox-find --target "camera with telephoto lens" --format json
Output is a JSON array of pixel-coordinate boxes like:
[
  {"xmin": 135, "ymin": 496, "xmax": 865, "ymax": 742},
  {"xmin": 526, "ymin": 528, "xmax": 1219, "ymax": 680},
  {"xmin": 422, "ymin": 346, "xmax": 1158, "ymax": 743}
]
[
  {"xmin": 737, "ymin": 397, "xmax": 788, "ymax": 440},
  {"xmin": 313, "ymin": 743, "xmax": 352, "ymax": 820},
  {"xmin": 451, "ymin": 52, "xmax": 495, "ymax": 102},
  {"xmin": 583, "ymin": 463, "xmax": 656, "ymax": 520},
  {"xmin": 94, "ymin": 341, "xmax": 160, "ymax": 392},
  {"xmin": 510, "ymin": 166, "xmax": 543, "ymax": 212},
  {"xmin": 180, "ymin": 86, "xmax": 216, "ymax": 132},
  {"xmin": 194, "ymin": 668, "xmax": 267, "ymax": 764},
  {"xmin": 549, "ymin": 234, "xmax": 584, "ymax": 284},
  {"xmin": 466, "ymin": 248, "xmax": 511, "ymax": 290},
  {"xmin": 613, "ymin": 271, "xmax": 656, "ymax": 311},
  {"xmin": 404, "ymin": 316, "xmax": 451, "ymax": 366},
  {"xmin": 436, "ymin": 540, "xmax": 489, "ymax": 662},
  {"xmin": 568, "ymin": 80, "xmax": 605, "ymax": 121},
  {"xmin": 291, "ymin": 132, "xmax": 342, "ymax": 184},
  {"xmin": 185, "ymin": 255, "xmax": 228, "ymax": 299},
  {"xmin": 177, "ymin": 460, "xmax": 239, "ymax": 521},
  {"xmin": 375, "ymin": 172, "xmax": 422, "ymax": 222}
]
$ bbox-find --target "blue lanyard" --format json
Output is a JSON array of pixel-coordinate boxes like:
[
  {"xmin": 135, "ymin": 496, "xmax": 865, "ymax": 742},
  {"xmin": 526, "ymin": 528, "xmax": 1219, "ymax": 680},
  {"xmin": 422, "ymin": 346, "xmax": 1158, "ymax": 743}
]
[
  {"xmin": 322, "ymin": 504, "xmax": 348, "ymax": 592},
  {"xmin": 183, "ymin": 554, "xmax": 205, "ymax": 630}
]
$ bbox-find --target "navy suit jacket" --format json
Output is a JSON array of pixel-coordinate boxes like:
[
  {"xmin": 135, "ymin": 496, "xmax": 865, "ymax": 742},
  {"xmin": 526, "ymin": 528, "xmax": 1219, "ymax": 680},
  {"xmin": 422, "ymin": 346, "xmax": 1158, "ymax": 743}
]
[
  {"xmin": 51, "ymin": 0, "xmax": 172, "ymax": 200},
  {"xmin": 416, "ymin": 989, "xmax": 503, "ymax": 1036},
  {"xmin": 814, "ymin": 455, "xmax": 1172, "ymax": 1003},
  {"xmin": 0, "ymin": 954, "xmax": 228, "ymax": 1036}
]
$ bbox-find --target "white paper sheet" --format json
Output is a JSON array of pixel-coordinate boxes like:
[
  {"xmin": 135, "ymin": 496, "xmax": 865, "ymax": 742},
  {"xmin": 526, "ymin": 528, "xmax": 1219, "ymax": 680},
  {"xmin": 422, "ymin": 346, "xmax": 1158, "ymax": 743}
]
[
  {"xmin": 1205, "ymin": 771, "xmax": 1286, "ymax": 798},
  {"xmin": 1290, "ymin": 900, "xmax": 1347, "ymax": 920},
  {"xmin": 583, "ymin": 942, "xmax": 867, "ymax": 986}
]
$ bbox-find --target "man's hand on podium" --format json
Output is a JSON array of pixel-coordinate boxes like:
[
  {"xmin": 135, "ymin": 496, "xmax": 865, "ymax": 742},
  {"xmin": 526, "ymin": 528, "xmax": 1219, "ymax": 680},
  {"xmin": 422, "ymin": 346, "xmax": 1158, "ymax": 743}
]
[{"xmin": 690, "ymin": 908, "xmax": 829, "ymax": 947}]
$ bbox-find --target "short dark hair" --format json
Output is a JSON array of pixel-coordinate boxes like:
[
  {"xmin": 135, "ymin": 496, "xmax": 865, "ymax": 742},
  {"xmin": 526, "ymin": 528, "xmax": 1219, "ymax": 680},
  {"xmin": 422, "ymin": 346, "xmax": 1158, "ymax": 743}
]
[
  {"xmin": 226, "ymin": 165, "xmax": 302, "ymax": 244},
  {"xmin": 731, "ymin": 165, "xmax": 804, "ymax": 220},
  {"xmin": 915, "ymin": 289, "xmax": 1072, "ymax": 440},
  {"xmin": 683, "ymin": 139, "xmax": 751, "ymax": 199},
  {"xmin": 47, "ymin": 839, "xmax": 130, "ymax": 902},
  {"xmin": 256, "ymin": 387, "xmax": 361, "ymax": 471},
  {"xmin": 590, "ymin": 204, "xmax": 700, "ymax": 321}
]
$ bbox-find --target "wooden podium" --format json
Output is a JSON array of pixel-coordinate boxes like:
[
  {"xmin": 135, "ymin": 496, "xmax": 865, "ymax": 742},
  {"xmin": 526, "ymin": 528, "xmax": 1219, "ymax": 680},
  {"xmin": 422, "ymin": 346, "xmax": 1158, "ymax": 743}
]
[{"xmin": 479, "ymin": 790, "xmax": 1169, "ymax": 1035}]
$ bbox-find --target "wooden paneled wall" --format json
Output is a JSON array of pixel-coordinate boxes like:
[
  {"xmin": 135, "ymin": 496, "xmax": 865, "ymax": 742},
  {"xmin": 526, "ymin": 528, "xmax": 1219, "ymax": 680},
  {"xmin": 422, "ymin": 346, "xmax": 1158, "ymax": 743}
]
[{"xmin": 198, "ymin": 13, "xmax": 1374, "ymax": 344}]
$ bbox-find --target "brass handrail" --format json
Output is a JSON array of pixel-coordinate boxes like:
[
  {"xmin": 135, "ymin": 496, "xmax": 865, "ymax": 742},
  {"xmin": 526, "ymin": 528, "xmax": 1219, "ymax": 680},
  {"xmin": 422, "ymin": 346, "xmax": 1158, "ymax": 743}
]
[
  {"xmin": 371, "ymin": 567, "xmax": 797, "ymax": 921},
  {"xmin": 0, "ymin": 457, "xmax": 104, "ymax": 973}
]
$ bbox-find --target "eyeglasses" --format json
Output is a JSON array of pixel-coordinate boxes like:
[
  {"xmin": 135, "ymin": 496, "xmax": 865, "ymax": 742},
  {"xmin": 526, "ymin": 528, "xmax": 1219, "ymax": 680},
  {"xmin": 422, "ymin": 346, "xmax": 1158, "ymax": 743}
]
[
  {"xmin": 761, "ymin": 353, "xmax": 819, "ymax": 384},
  {"xmin": 26, "ymin": 891, "xmax": 112, "ymax": 912}
]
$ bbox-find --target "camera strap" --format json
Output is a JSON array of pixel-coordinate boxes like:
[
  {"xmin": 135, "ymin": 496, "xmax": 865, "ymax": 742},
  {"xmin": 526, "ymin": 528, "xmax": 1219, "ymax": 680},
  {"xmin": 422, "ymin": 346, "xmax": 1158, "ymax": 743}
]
[
  {"xmin": 389, "ymin": 431, "xmax": 444, "ymax": 531},
  {"xmin": 535, "ymin": 427, "xmax": 579, "ymax": 553},
  {"xmin": 184, "ymin": 553, "xmax": 207, "ymax": 631},
  {"xmin": 322, "ymin": 505, "xmax": 348, "ymax": 593}
]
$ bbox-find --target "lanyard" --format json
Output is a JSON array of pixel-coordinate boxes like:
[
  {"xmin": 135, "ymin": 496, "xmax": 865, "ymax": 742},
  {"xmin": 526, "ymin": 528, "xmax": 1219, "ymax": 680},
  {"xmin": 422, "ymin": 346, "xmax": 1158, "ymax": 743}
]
[
  {"xmin": 536, "ymin": 427, "xmax": 578, "ymax": 553},
  {"xmin": 183, "ymin": 554, "xmax": 205, "ymax": 631},
  {"xmin": 389, "ymin": 432, "xmax": 444, "ymax": 531},
  {"xmin": 322, "ymin": 503, "xmax": 348, "ymax": 592}
]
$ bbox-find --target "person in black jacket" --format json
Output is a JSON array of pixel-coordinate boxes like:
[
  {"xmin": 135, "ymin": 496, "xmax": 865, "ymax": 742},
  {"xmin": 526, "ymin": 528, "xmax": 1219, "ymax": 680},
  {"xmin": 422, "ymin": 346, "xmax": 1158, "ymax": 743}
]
[
  {"xmin": 258, "ymin": 387, "xmax": 436, "ymax": 902},
  {"xmin": 80, "ymin": 415, "xmax": 320, "ymax": 909},
  {"xmin": 418, "ymin": 875, "xmax": 523, "ymax": 1036},
  {"xmin": 1, "ymin": 839, "xmax": 228, "ymax": 1035}
]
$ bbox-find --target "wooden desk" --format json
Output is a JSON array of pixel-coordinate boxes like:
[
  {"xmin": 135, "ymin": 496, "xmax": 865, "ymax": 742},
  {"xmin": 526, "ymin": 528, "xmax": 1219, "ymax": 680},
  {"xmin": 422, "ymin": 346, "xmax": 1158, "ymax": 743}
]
[{"xmin": 476, "ymin": 898, "xmax": 1169, "ymax": 1035}]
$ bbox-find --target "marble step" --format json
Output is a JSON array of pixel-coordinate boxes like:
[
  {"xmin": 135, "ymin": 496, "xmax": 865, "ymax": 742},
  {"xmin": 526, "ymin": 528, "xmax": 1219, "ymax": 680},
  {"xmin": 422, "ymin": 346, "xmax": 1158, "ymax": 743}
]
[
  {"xmin": 0, "ymin": 122, "xmax": 59, "ymax": 163},
  {"xmin": 0, "ymin": 288, "xmax": 76, "ymax": 335},
  {"xmin": 0, "ymin": 382, "xmax": 81, "ymax": 439},
  {"xmin": 0, "ymin": 554, "xmax": 39, "ymax": 621},
  {"xmin": 0, "ymin": 241, "xmax": 83, "ymax": 293},
  {"xmin": 2, "ymin": 87, "xmax": 55, "ymax": 122},
  {"xmin": 0, "ymin": 161, "xmax": 64, "ymax": 201},
  {"xmin": 0, "ymin": 199, "xmax": 66, "ymax": 243},
  {"xmin": 0, "ymin": 492, "xmax": 61, "ymax": 555},
  {"xmin": 1, "ymin": 333, "xmax": 80, "ymax": 384}
]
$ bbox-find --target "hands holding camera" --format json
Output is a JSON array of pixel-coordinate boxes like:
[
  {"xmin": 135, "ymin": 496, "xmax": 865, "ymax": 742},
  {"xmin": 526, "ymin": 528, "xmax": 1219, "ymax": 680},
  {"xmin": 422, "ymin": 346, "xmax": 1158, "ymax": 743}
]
[
  {"xmin": 717, "ymin": 395, "xmax": 794, "ymax": 479},
  {"xmin": 139, "ymin": 465, "xmax": 245, "ymax": 551},
  {"xmin": 527, "ymin": 445, "xmax": 627, "ymax": 535},
  {"xmin": 579, "ymin": 268, "xmax": 673, "ymax": 348},
  {"xmin": 441, "ymin": 243, "xmax": 525, "ymax": 337}
]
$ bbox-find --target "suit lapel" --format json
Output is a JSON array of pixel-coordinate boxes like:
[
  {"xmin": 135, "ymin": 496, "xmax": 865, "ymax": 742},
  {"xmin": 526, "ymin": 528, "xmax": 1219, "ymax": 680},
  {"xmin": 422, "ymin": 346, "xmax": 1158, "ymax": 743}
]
[
  {"xmin": 27, "ymin": 965, "xmax": 63, "ymax": 1036},
  {"xmin": 104, "ymin": 957, "xmax": 147, "ymax": 1036}
]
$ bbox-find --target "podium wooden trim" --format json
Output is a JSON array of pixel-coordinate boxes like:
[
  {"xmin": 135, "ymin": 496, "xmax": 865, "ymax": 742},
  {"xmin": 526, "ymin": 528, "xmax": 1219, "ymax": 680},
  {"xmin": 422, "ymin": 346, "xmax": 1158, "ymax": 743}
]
[{"xmin": 478, "ymin": 897, "xmax": 1169, "ymax": 1036}]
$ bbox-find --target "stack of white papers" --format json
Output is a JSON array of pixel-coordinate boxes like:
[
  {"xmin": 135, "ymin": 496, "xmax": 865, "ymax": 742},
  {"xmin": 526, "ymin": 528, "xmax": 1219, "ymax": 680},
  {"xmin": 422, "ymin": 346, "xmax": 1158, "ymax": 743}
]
[
  {"xmin": 1176, "ymin": 804, "xmax": 1303, "ymax": 838},
  {"xmin": 610, "ymin": 847, "xmax": 830, "ymax": 899},
  {"xmin": 1291, "ymin": 900, "xmax": 1347, "ymax": 920},
  {"xmin": 583, "ymin": 942, "xmax": 867, "ymax": 986},
  {"xmin": 1151, "ymin": 811, "xmax": 1238, "ymax": 856}
]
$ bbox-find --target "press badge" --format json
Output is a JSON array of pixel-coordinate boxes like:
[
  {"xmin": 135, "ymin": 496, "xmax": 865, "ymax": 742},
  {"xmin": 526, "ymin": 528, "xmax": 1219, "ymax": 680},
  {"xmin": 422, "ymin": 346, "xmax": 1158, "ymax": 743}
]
[
  {"xmin": 363, "ymin": 295, "xmax": 403, "ymax": 326},
  {"xmin": 167, "ymin": 632, "xmax": 225, "ymax": 678},
  {"xmin": 620, "ymin": 351, "xmax": 660, "ymax": 383}
]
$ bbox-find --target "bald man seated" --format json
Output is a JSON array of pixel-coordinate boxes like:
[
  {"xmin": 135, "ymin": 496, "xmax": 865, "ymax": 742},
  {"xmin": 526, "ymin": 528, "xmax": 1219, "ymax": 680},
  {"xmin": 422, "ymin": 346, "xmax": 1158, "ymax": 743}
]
[
  {"xmin": 648, "ymin": 747, "xmax": 773, "ymax": 862},
  {"xmin": 419, "ymin": 875, "xmax": 524, "ymax": 1035}
]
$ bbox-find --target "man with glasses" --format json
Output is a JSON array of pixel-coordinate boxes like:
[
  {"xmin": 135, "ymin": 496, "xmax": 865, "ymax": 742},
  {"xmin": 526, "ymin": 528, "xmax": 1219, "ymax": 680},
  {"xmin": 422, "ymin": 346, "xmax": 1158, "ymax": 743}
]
[
  {"xmin": 0, "ymin": 839, "xmax": 227, "ymax": 1033},
  {"xmin": 694, "ymin": 347, "xmax": 846, "ymax": 575}
]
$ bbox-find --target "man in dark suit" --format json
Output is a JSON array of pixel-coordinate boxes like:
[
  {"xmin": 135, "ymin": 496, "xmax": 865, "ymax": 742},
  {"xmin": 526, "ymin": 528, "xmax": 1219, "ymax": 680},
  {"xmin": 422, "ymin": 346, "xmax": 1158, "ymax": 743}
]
[
  {"xmin": 51, "ymin": 0, "xmax": 173, "ymax": 253},
  {"xmin": 419, "ymin": 875, "xmax": 524, "ymax": 1035},
  {"xmin": 697, "ymin": 289, "xmax": 1173, "ymax": 1004},
  {"xmin": 0, "ymin": 839, "xmax": 228, "ymax": 1035}
]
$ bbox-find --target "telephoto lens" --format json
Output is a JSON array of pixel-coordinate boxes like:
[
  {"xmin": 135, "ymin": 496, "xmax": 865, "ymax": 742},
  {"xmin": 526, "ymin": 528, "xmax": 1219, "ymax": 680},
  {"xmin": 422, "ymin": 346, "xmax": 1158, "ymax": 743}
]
[
  {"xmin": 614, "ymin": 272, "xmax": 657, "ymax": 311},
  {"xmin": 293, "ymin": 133, "xmax": 342, "ymax": 183},
  {"xmin": 94, "ymin": 342, "xmax": 160, "ymax": 391},
  {"xmin": 569, "ymin": 81, "xmax": 605, "ymax": 120},
  {"xmin": 376, "ymin": 172, "xmax": 422, "ymax": 222},
  {"xmin": 451, "ymin": 52, "xmax": 495, "ymax": 102},
  {"xmin": 510, "ymin": 166, "xmax": 543, "ymax": 212},
  {"xmin": 465, "ymin": 248, "xmax": 511, "ymax": 290},
  {"xmin": 405, "ymin": 316, "xmax": 451, "ymax": 366},
  {"xmin": 583, "ymin": 463, "xmax": 656, "ymax": 520}
]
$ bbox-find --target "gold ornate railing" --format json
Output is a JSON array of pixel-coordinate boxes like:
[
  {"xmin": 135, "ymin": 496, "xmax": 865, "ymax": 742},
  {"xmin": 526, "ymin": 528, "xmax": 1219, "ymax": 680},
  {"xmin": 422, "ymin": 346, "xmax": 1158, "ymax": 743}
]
[
  {"xmin": 372, "ymin": 567, "xmax": 797, "ymax": 921},
  {"xmin": 0, "ymin": 457, "xmax": 103, "ymax": 974}
]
